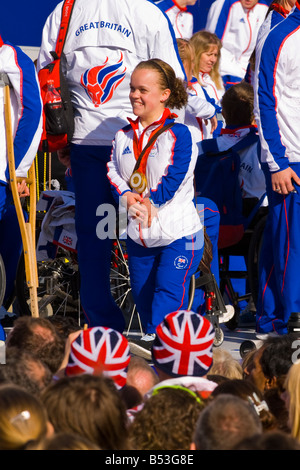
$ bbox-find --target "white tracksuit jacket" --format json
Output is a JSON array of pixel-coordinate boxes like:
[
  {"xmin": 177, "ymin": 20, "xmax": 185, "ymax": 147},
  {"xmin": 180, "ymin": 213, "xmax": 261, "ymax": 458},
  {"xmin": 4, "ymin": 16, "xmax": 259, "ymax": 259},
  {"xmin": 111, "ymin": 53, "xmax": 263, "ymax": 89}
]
[
  {"xmin": 0, "ymin": 37, "xmax": 43, "ymax": 185},
  {"xmin": 155, "ymin": 0, "xmax": 194, "ymax": 39},
  {"xmin": 206, "ymin": 0, "xmax": 268, "ymax": 83},
  {"xmin": 107, "ymin": 109, "xmax": 201, "ymax": 247},
  {"xmin": 37, "ymin": 0, "xmax": 186, "ymax": 147},
  {"xmin": 253, "ymin": 5, "xmax": 292, "ymax": 167},
  {"xmin": 254, "ymin": 2, "xmax": 300, "ymax": 172}
]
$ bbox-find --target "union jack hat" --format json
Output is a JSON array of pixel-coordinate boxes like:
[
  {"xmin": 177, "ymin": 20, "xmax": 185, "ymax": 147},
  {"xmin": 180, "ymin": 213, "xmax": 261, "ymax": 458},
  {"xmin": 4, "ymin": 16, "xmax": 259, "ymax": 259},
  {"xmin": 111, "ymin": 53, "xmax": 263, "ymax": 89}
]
[
  {"xmin": 152, "ymin": 310, "xmax": 215, "ymax": 377},
  {"xmin": 65, "ymin": 326, "xmax": 130, "ymax": 389}
]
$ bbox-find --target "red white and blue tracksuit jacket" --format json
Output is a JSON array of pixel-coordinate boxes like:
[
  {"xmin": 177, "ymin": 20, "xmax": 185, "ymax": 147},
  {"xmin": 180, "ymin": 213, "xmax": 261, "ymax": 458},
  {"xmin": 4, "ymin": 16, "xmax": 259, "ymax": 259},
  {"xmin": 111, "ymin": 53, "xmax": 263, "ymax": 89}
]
[
  {"xmin": 155, "ymin": 0, "xmax": 194, "ymax": 38},
  {"xmin": 0, "ymin": 36, "xmax": 42, "ymax": 307},
  {"xmin": 254, "ymin": 2, "xmax": 300, "ymax": 335},
  {"xmin": 37, "ymin": 0, "xmax": 186, "ymax": 147},
  {"xmin": 107, "ymin": 109, "xmax": 201, "ymax": 248},
  {"xmin": 0, "ymin": 36, "xmax": 42, "ymax": 186},
  {"xmin": 206, "ymin": 0, "xmax": 269, "ymax": 87},
  {"xmin": 253, "ymin": 4, "xmax": 295, "ymax": 169},
  {"xmin": 255, "ymin": 2, "xmax": 300, "ymax": 172}
]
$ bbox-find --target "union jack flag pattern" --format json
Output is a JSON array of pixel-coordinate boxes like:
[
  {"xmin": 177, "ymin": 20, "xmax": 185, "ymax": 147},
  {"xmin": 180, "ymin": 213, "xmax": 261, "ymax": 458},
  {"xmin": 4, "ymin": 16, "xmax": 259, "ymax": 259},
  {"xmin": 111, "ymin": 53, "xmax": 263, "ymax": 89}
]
[
  {"xmin": 66, "ymin": 326, "xmax": 130, "ymax": 389},
  {"xmin": 152, "ymin": 310, "xmax": 215, "ymax": 377}
]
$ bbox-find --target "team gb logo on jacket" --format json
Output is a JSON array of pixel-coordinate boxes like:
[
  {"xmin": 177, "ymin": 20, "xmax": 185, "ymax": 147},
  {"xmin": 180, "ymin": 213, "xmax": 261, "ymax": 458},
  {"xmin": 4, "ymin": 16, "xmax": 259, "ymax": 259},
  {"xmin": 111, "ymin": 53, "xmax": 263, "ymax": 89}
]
[{"xmin": 80, "ymin": 52, "xmax": 126, "ymax": 107}]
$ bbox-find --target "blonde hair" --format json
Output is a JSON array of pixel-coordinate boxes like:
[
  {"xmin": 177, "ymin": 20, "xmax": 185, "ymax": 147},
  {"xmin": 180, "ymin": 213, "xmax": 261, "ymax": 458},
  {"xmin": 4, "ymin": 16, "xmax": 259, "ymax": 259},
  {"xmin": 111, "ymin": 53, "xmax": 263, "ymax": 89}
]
[
  {"xmin": 284, "ymin": 362, "xmax": 300, "ymax": 441},
  {"xmin": 0, "ymin": 384, "xmax": 48, "ymax": 450},
  {"xmin": 176, "ymin": 38, "xmax": 197, "ymax": 88},
  {"xmin": 190, "ymin": 30, "xmax": 223, "ymax": 90},
  {"xmin": 210, "ymin": 348, "xmax": 243, "ymax": 380}
]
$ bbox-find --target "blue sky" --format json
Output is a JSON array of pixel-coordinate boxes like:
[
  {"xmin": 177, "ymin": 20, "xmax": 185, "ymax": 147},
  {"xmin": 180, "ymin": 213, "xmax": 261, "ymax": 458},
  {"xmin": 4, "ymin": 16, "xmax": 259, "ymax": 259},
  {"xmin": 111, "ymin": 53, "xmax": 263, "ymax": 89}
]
[{"xmin": 0, "ymin": 0, "xmax": 209, "ymax": 48}]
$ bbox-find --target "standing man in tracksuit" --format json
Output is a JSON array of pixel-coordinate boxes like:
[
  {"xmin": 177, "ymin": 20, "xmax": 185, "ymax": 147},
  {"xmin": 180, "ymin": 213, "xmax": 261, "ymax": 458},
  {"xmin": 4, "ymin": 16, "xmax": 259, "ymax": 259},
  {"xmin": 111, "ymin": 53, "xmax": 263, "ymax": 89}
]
[
  {"xmin": 0, "ymin": 35, "xmax": 43, "ymax": 307},
  {"xmin": 37, "ymin": 0, "xmax": 186, "ymax": 332},
  {"xmin": 254, "ymin": 0, "xmax": 300, "ymax": 336},
  {"xmin": 206, "ymin": 0, "xmax": 268, "ymax": 89}
]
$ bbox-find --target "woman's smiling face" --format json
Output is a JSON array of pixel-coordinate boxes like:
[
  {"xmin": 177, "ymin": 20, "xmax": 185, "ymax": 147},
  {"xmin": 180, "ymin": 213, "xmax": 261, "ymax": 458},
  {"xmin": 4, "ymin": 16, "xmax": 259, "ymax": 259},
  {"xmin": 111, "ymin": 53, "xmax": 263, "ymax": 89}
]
[{"xmin": 129, "ymin": 68, "xmax": 170, "ymax": 127}]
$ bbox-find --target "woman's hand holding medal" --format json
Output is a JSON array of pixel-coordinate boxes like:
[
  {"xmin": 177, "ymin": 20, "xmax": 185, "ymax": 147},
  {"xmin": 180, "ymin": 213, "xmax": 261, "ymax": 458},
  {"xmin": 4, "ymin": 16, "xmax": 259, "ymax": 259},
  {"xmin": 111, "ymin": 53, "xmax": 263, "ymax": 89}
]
[{"xmin": 122, "ymin": 191, "xmax": 158, "ymax": 227}]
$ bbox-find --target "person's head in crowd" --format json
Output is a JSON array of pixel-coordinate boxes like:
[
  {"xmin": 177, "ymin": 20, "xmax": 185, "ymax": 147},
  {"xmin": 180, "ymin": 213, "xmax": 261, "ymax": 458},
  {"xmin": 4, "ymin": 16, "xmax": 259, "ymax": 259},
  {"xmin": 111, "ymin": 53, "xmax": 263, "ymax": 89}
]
[
  {"xmin": 0, "ymin": 384, "xmax": 52, "ymax": 450},
  {"xmin": 129, "ymin": 384, "xmax": 205, "ymax": 450},
  {"xmin": 46, "ymin": 315, "xmax": 81, "ymax": 341},
  {"xmin": 282, "ymin": 361, "xmax": 300, "ymax": 441},
  {"xmin": 151, "ymin": 310, "xmax": 215, "ymax": 381},
  {"xmin": 221, "ymin": 81, "xmax": 255, "ymax": 126},
  {"xmin": 210, "ymin": 348, "xmax": 243, "ymax": 379},
  {"xmin": 5, "ymin": 316, "xmax": 65, "ymax": 375},
  {"xmin": 0, "ymin": 347, "xmax": 53, "ymax": 396},
  {"xmin": 233, "ymin": 430, "xmax": 300, "ymax": 450},
  {"xmin": 191, "ymin": 394, "xmax": 262, "ymax": 450},
  {"xmin": 241, "ymin": 347, "xmax": 257, "ymax": 379},
  {"xmin": 41, "ymin": 374, "xmax": 130, "ymax": 450},
  {"xmin": 126, "ymin": 356, "xmax": 159, "ymax": 397},
  {"xmin": 190, "ymin": 30, "xmax": 223, "ymax": 89},
  {"xmin": 27, "ymin": 432, "xmax": 101, "ymax": 450},
  {"xmin": 65, "ymin": 326, "xmax": 130, "ymax": 390},
  {"xmin": 211, "ymin": 378, "xmax": 278, "ymax": 431},
  {"xmin": 244, "ymin": 334, "xmax": 297, "ymax": 393},
  {"xmin": 206, "ymin": 374, "xmax": 230, "ymax": 385}
]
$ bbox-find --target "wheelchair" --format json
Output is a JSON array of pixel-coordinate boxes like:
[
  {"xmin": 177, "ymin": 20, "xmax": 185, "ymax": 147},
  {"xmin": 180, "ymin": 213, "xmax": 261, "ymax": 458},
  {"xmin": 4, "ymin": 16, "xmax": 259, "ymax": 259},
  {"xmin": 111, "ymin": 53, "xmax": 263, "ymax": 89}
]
[
  {"xmin": 11, "ymin": 193, "xmax": 138, "ymax": 333},
  {"xmin": 9, "ymin": 184, "xmax": 268, "ymax": 351},
  {"xmin": 218, "ymin": 206, "xmax": 268, "ymax": 329},
  {"xmin": 187, "ymin": 205, "xmax": 268, "ymax": 344}
]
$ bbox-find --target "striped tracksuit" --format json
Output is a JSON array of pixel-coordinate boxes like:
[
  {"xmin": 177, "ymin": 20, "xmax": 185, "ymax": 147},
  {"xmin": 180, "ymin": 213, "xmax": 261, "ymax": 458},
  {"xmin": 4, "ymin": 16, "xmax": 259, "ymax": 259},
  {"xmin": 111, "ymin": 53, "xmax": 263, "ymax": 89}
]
[
  {"xmin": 0, "ymin": 36, "xmax": 42, "ymax": 304},
  {"xmin": 254, "ymin": 2, "xmax": 300, "ymax": 334}
]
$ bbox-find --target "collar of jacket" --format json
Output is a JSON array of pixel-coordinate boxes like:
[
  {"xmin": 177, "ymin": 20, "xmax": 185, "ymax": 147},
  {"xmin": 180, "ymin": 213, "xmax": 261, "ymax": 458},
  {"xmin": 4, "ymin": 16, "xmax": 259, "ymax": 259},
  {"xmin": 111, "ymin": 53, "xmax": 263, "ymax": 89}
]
[
  {"xmin": 221, "ymin": 124, "xmax": 258, "ymax": 135},
  {"xmin": 127, "ymin": 108, "xmax": 177, "ymax": 132}
]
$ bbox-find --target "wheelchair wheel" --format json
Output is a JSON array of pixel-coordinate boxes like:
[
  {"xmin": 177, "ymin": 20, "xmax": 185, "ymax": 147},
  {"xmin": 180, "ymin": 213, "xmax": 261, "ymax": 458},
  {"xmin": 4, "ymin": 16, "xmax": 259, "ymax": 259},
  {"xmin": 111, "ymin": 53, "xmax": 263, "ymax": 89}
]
[
  {"xmin": 219, "ymin": 254, "xmax": 241, "ymax": 330},
  {"xmin": 247, "ymin": 214, "xmax": 267, "ymax": 307},
  {"xmin": 15, "ymin": 248, "xmax": 81, "ymax": 320},
  {"xmin": 110, "ymin": 238, "xmax": 138, "ymax": 331},
  {"xmin": 213, "ymin": 325, "xmax": 224, "ymax": 347},
  {"xmin": 14, "ymin": 236, "xmax": 137, "ymax": 328},
  {"xmin": 0, "ymin": 254, "xmax": 6, "ymax": 308}
]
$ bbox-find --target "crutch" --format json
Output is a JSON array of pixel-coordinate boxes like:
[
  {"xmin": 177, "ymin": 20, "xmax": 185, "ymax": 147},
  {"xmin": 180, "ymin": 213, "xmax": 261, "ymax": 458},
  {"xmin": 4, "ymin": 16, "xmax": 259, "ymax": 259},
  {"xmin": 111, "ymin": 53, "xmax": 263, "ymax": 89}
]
[{"xmin": 2, "ymin": 73, "xmax": 39, "ymax": 317}]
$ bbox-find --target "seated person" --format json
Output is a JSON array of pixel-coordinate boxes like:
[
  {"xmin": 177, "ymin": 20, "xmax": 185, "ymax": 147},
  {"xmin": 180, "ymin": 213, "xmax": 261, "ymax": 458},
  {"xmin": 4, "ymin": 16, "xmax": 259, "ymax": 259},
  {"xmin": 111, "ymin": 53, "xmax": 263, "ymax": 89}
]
[
  {"xmin": 192, "ymin": 82, "xmax": 267, "ymax": 317},
  {"xmin": 196, "ymin": 81, "xmax": 267, "ymax": 219}
]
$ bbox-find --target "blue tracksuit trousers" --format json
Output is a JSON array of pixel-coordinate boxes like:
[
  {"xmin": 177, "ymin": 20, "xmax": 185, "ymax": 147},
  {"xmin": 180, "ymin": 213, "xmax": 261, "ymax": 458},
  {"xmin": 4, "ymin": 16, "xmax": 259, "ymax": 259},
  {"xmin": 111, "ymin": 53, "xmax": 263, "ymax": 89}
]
[
  {"xmin": 0, "ymin": 183, "xmax": 23, "ymax": 306},
  {"xmin": 256, "ymin": 162, "xmax": 300, "ymax": 335},
  {"xmin": 126, "ymin": 231, "xmax": 203, "ymax": 334},
  {"xmin": 70, "ymin": 144, "xmax": 125, "ymax": 332}
]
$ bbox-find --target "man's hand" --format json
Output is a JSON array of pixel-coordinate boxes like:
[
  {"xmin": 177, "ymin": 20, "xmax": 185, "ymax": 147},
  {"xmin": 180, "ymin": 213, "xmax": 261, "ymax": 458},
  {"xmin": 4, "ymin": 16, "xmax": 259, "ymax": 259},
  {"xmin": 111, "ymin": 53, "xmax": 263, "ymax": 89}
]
[
  {"xmin": 17, "ymin": 179, "xmax": 30, "ymax": 198},
  {"xmin": 271, "ymin": 167, "xmax": 300, "ymax": 195},
  {"xmin": 204, "ymin": 115, "xmax": 218, "ymax": 134}
]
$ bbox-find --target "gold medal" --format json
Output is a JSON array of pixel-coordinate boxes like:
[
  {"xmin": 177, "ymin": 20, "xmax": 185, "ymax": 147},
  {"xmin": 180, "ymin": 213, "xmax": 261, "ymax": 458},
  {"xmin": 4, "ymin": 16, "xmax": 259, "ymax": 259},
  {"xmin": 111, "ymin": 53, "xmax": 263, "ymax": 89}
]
[{"xmin": 129, "ymin": 170, "xmax": 147, "ymax": 194}]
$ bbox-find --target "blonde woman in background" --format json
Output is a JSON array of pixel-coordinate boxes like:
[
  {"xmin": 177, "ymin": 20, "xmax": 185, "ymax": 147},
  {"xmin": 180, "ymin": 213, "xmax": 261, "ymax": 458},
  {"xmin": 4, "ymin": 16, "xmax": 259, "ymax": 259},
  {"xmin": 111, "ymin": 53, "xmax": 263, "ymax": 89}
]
[
  {"xmin": 176, "ymin": 38, "xmax": 217, "ymax": 141},
  {"xmin": 190, "ymin": 31, "xmax": 225, "ymax": 106}
]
